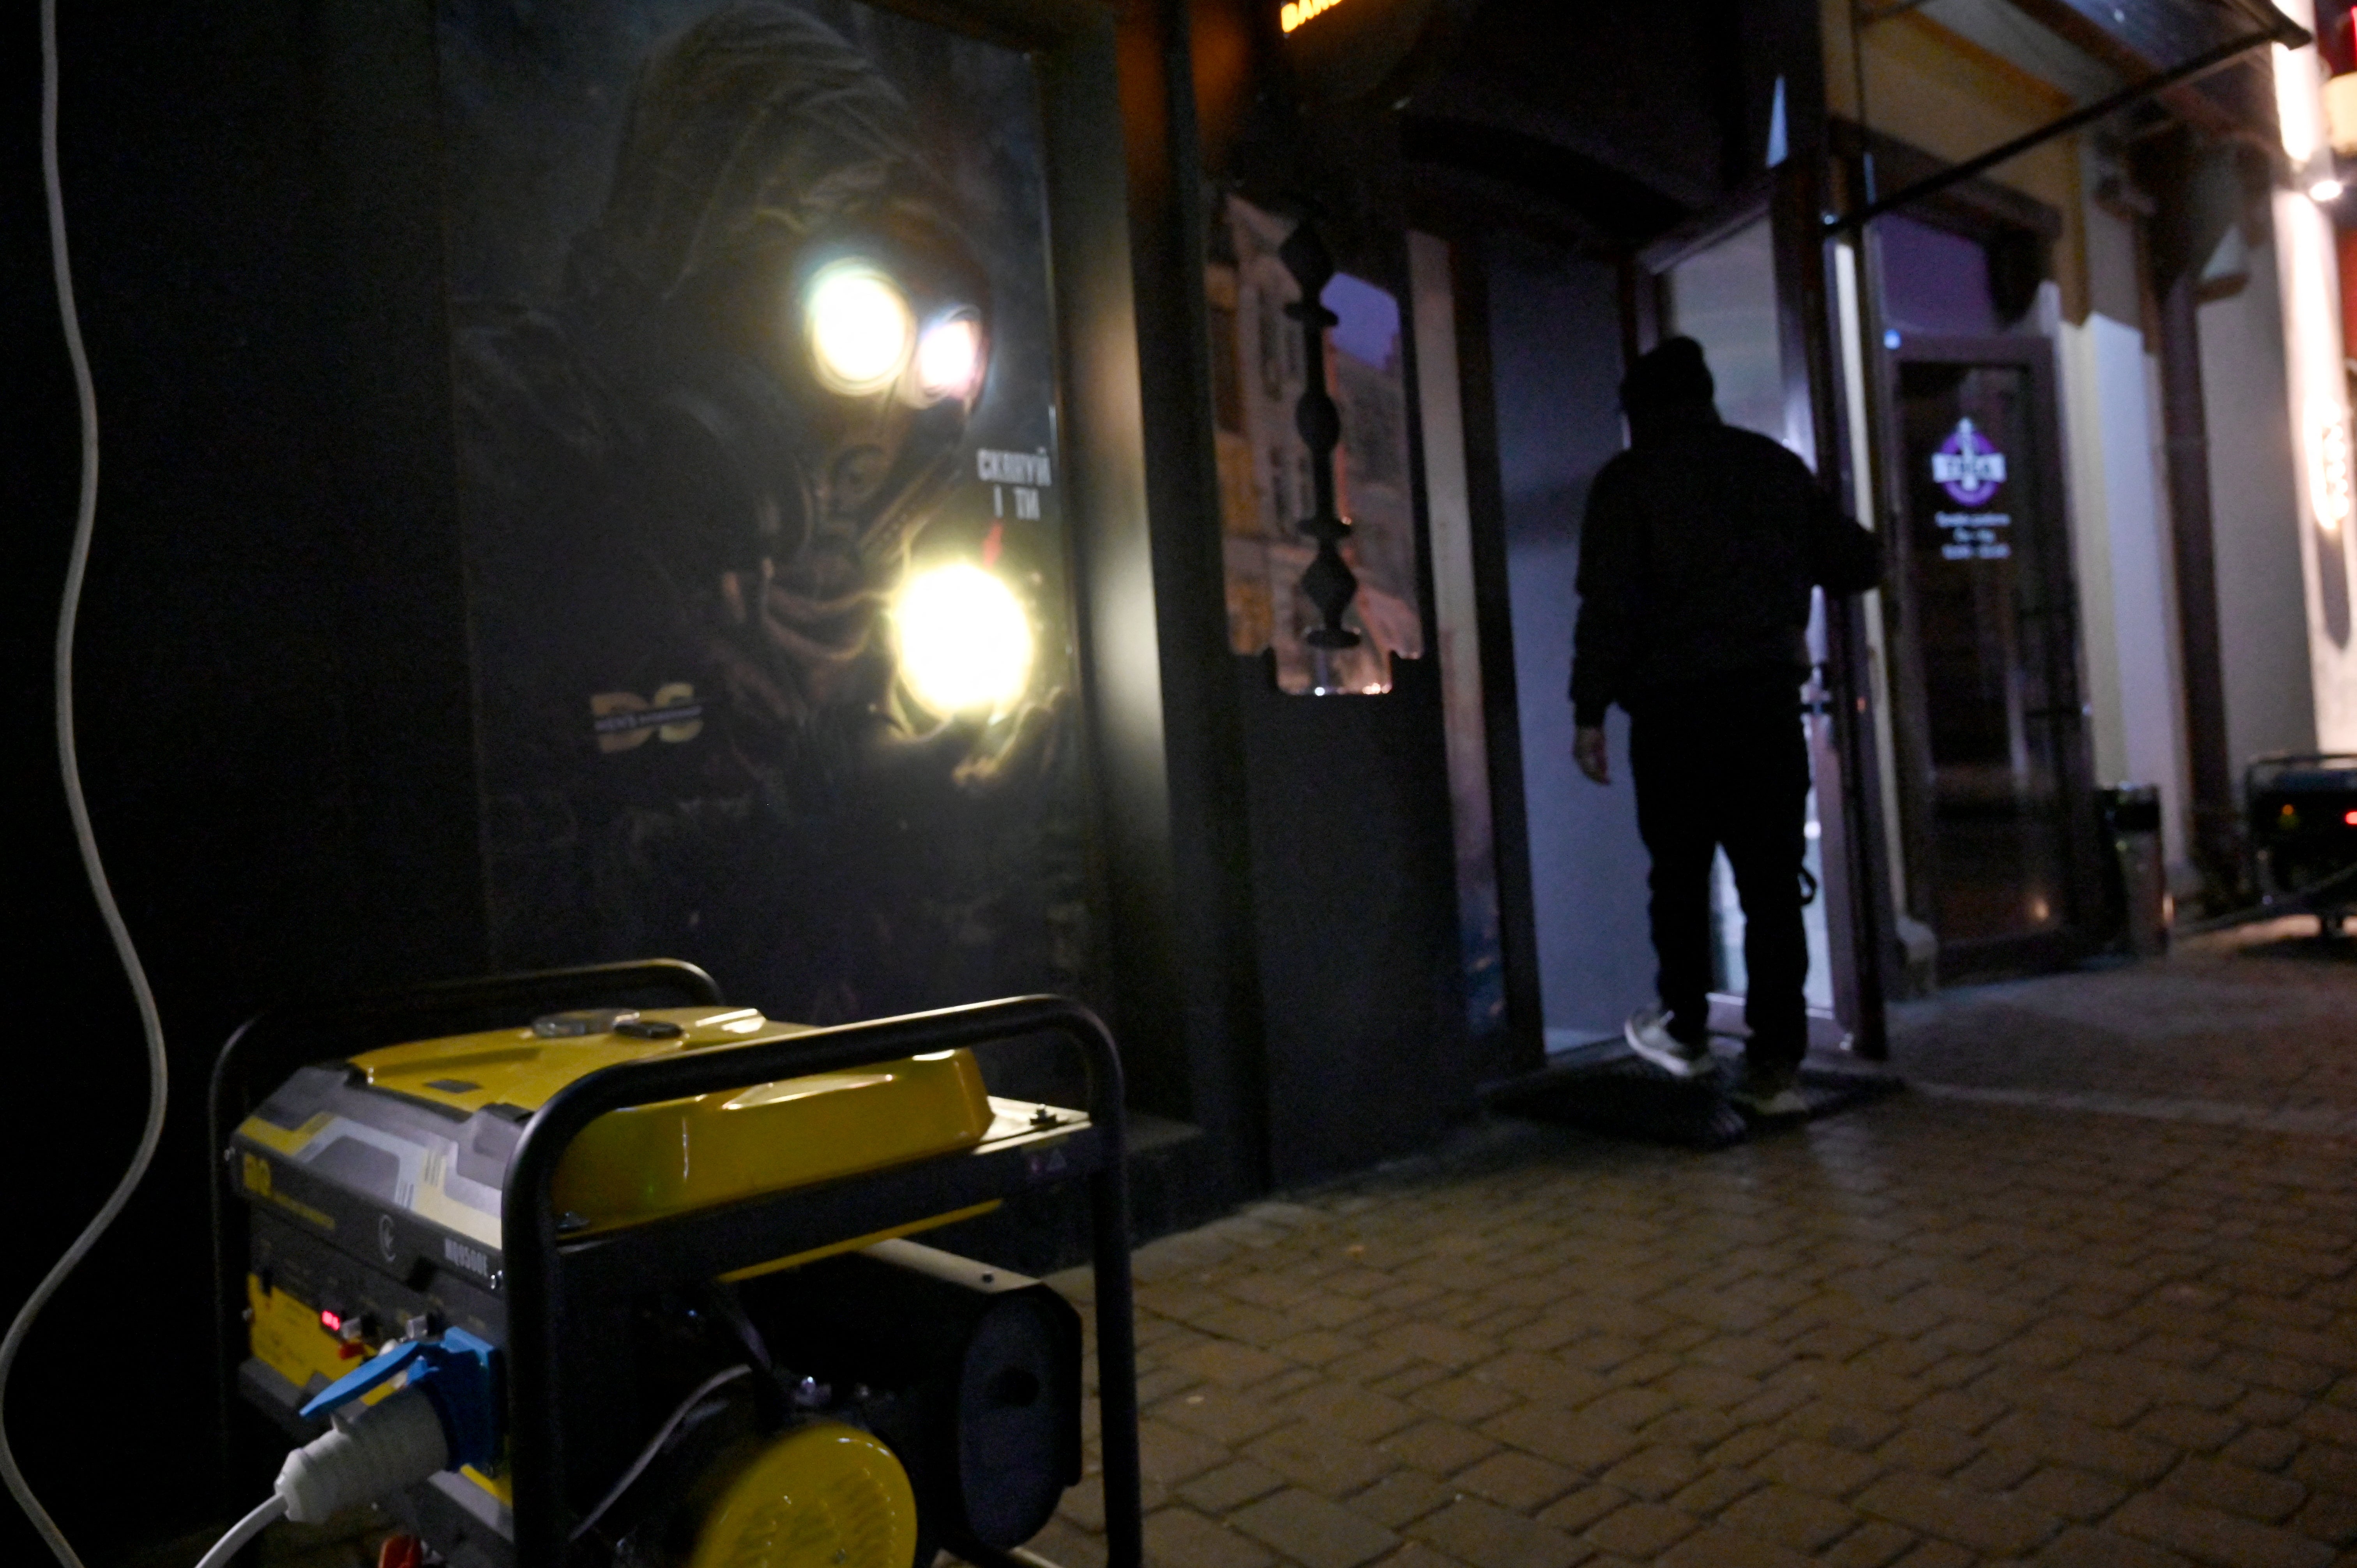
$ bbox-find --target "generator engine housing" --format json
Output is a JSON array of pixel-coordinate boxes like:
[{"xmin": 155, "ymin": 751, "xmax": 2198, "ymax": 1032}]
[{"xmin": 226, "ymin": 1001, "xmax": 1087, "ymax": 1568}]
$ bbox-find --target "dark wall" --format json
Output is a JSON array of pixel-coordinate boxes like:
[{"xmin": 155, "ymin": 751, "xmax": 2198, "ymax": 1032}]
[
  {"xmin": 1239, "ymin": 656, "xmax": 1469, "ymax": 1185},
  {"xmin": 1113, "ymin": 0, "xmax": 1274, "ymax": 1196},
  {"xmin": 9, "ymin": 4, "xmax": 486, "ymax": 1559},
  {"xmin": 1410, "ymin": 0, "xmax": 1750, "ymax": 209}
]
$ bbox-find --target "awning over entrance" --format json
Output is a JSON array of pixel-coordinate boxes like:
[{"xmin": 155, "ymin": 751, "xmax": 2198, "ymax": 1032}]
[{"xmin": 1830, "ymin": 0, "xmax": 2311, "ymax": 231}]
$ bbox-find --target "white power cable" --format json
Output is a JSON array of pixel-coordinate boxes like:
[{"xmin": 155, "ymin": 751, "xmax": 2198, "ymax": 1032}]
[
  {"xmin": 192, "ymin": 1497, "xmax": 286, "ymax": 1568},
  {"xmin": 190, "ymin": 1386, "xmax": 449, "ymax": 1568},
  {"xmin": 7, "ymin": 4, "xmax": 174, "ymax": 1566}
]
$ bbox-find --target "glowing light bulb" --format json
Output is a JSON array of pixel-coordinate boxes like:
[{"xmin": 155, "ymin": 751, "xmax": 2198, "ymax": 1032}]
[
  {"xmin": 2314, "ymin": 178, "xmax": 2346, "ymax": 203},
  {"xmin": 915, "ymin": 314, "xmax": 983, "ymax": 403},
  {"xmin": 805, "ymin": 262, "xmax": 912, "ymax": 395},
  {"xmin": 894, "ymin": 563, "xmax": 1034, "ymax": 716}
]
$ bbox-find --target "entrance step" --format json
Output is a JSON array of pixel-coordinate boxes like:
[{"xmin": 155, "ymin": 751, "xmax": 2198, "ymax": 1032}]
[{"xmin": 1483, "ymin": 1041, "xmax": 1905, "ymax": 1149}]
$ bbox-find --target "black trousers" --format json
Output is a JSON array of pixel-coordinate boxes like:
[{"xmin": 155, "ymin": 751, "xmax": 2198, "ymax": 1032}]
[{"xmin": 1627, "ymin": 674, "xmax": 1811, "ymax": 1071}]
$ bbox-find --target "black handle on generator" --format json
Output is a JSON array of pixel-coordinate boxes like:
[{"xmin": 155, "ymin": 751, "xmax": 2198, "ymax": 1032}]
[
  {"xmin": 501, "ymin": 992, "xmax": 1143, "ymax": 1568},
  {"xmin": 211, "ymin": 957, "xmax": 726, "ymax": 1141}
]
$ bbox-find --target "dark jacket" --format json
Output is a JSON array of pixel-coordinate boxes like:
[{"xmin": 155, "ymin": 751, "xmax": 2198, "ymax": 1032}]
[{"xmin": 1570, "ymin": 414, "xmax": 1881, "ymax": 725}]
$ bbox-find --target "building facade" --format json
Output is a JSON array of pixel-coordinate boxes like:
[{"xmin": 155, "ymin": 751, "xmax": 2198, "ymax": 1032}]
[
  {"xmin": 1825, "ymin": 0, "xmax": 2352, "ymax": 992},
  {"xmin": 15, "ymin": 0, "xmax": 2357, "ymax": 1554}
]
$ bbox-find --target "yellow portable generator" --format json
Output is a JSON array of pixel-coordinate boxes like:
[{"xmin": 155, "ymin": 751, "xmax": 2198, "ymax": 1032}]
[{"xmin": 207, "ymin": 961, "xmax": 1141, "ymax": 1568}]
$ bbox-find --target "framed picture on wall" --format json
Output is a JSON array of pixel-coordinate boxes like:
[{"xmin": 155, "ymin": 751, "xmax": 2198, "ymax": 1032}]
[{"xmin": 440, "ymin": 0, "xmax": 1095, "ymax": 1022}]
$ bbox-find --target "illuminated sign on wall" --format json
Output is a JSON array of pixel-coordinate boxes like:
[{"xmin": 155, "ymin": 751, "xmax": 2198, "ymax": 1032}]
[
  {"xmin": 1931, "ymin": 417, "xmax": 2007, "ymax": 505},
  {"xmin": 1279, "ymin": 0, "xmax": 1349, "ymax": 34}
]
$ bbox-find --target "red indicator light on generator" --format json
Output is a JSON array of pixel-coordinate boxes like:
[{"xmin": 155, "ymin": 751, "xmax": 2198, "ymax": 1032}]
[
  {"xmin": 2344, "ymin": 810, "xmax": 2357, "ymax": 826},
  {"xmin": 319, "ymin": 1309, "xmax": 343, "ymax": 1333}
]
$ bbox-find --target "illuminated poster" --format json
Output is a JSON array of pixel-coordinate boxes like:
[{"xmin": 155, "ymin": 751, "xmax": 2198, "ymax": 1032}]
[
  {"xmin": 440, "ymin": 0, "xmax": 1092, "ymax": 1021},
  {"xmin": 1207, "ymin": 195, "xmax": 1424, "ymax": 694}
]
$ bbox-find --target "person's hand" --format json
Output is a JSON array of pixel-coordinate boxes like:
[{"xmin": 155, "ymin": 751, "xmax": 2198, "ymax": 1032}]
[{"xmin": 1573, "ymin": 725, "xmax": 1610, "ymax": 785}]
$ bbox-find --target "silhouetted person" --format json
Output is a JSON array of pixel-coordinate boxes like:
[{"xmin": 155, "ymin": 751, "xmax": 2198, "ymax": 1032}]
[{"xmin": 1570, "ymin": 337, "xmax": 1881, "ymax": 1114}]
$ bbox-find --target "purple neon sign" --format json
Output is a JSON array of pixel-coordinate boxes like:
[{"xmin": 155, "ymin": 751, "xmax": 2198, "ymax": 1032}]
[{"xmin": 1931, "ymin": 417, "xmax": 2007, "ymax": 506}]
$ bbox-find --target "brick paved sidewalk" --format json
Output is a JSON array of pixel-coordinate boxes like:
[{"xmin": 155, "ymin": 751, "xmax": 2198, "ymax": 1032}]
[{"xmin": 1031, "ymin": 925, "xmax": 2357, "ymax": 1568}]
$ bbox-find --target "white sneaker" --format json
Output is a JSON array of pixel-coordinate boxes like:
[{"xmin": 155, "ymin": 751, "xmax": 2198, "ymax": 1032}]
[
  {"xmin": 1623, "ymin": 1008, "xmax": 1716, "ymax": 1079},
  {"xmin": 1728, "ymin": 1065, "xmax": 1808, "ymax": 1118}
]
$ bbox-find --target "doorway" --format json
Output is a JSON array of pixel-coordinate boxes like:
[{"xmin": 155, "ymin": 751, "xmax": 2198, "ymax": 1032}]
[
  {"xmin": 1463, "ymin": 201, "xmax": 1869, "ymax": 1061},
  {"xmin": 1885, "ymin": 336, "xmax": 2102, "ymax": 973},
  {"xmin": 1653, "ymin": 209, "xmax": 1840, "ymax": 1023},
  {"xmin": 1481, "ymin": 233, "xmax": 1658, "ymax": 1054}
]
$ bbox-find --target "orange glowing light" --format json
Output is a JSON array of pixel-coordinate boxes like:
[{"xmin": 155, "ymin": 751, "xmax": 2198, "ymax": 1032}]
[
  {"xmin": 2344, "ymin": 809, "xmax": 2357, "ymax": 826},
  {"xmin": 1279, "ymin": 0, "xmax": 1348, "ymax": 33}
]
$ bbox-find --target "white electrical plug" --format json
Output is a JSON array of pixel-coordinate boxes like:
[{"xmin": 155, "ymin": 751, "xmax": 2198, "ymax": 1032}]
[
  {"xmin": 274, "ymin": 1386, "xmax": 451, "ymax": 1523},
  {"xmin": 193, "ymin": 1383, "xmax": 456, "ymax": 1568}
]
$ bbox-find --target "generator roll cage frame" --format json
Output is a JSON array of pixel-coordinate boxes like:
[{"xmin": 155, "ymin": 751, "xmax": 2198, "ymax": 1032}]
[
  {"xmin": 209, "ymin": 960, "xmax": 1145, "ymax": 1568},
  {"xmin": 2244, "ymin": 752, "xmax": 2357, "ymax": 920}
]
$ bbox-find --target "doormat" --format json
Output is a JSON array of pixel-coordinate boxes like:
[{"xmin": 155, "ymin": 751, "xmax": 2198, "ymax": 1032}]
[{"xmin": 1484, "ymin": 1045, "xmax": 1906, "ymax": 1150}]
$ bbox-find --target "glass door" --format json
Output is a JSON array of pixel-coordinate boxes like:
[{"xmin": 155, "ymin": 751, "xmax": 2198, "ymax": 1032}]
[{"xmin": 1887, "ymin": 337, "xmax": 2100, "ymax": 969}]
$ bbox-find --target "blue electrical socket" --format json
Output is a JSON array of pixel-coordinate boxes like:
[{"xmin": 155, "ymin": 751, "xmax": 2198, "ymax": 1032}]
[{"xmin": 300, "ymin": 1327, "xmax": 502, "ymax": 1472}]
